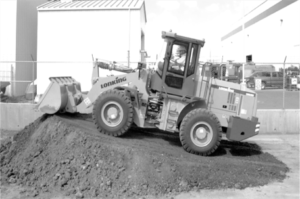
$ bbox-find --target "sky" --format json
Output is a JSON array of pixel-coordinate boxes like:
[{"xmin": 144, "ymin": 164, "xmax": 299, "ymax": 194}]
[{"xmin": 144, "ymin": 0, "xmax": 265, "ymax": 61}]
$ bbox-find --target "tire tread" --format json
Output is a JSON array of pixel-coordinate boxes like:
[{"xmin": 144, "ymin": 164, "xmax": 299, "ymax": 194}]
[
  {"xmin": 92, "ymin": 89, "xmax": 133, "ymax": 137},
  {"xmin": 179, "ymin": 109, "xmax": 222, "ymax": 156}
]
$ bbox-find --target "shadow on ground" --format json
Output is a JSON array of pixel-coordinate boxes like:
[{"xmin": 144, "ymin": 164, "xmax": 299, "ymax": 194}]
[
  {"xmin": 124, "ymin": 127, "xmax": 263, "ymax": 157},
  {"xmin": 213, "ymin": 140, "xmax": 262, "ymax": 157},
  {"xmin": 125, "ymin": 127, "xmax": 183, "ymax": 147}
]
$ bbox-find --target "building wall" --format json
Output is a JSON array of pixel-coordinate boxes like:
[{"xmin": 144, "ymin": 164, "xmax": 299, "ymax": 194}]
[
  {"xmin": 129, "ymin": 10, "xmax": 143, "ymax": 64},
  {"xmin": 37, "ymin": 9, "xmax": 145, "ymax": 94},
  {"xmin": 0, "ymin": 0, "xmax": 17, "ymax": 84},
  {"xmin": 221, "ymin": 0, "xmax": 300, "ymax": 65}
]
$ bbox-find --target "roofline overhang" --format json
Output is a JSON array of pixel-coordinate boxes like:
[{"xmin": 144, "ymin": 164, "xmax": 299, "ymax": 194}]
[
  {"xmin": 221, "ymin": 0, "xmax": 298, "ymax": 41},
  {"xmin": 37, "ymin": 0, "xmax": 147, "ymax": 23}
]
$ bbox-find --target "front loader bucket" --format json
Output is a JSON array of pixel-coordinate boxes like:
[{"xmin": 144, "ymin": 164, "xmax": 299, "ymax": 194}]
[{"xmin": 36, "ymin": 77, "xmax": 83, "ymax": 114}]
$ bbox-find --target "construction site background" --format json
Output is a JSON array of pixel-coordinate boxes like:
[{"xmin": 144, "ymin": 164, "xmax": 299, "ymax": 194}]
[{"xmin": 0, "ymin": 60, "xmax": 299, "ymax": 110}]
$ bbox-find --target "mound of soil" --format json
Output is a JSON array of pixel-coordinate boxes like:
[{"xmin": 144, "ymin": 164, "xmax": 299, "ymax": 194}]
[{"xmin": 0, "ymin": 114, "xmax": 289, "ymax": 199}]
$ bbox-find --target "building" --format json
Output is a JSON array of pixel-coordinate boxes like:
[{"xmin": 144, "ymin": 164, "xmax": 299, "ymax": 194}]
[
  {"xmin": 0, "ymin": 0, "xmax": 46, "ymax": 96},
  {"xmin": 221, "ymin": 0, "xmax": 300, "ymax": 68},
  {"xmin": 36, "ymin": 0, "xmax": 147, "ymax": 94}
]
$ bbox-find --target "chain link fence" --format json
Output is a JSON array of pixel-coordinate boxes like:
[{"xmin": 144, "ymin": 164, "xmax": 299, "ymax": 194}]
[
  {"xmin": 0, "ymin": 61, "xmax": 36, "ymax": 103},
  {"xmin": 200, "ymin": 60, "xmax": 300, "ymax": 109},
  {"xmin": 0, "ymin": 64, "xmax": 12, "ymax": 94},
  {"xmin": 0, "ymin": 60, "xmax": 299, "ymax": 109}
]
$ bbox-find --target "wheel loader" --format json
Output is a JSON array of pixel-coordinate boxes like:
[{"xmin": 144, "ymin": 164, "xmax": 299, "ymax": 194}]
[{"xmin": 36, "ymin": 31, "xmax": 260, "ymax": 156}]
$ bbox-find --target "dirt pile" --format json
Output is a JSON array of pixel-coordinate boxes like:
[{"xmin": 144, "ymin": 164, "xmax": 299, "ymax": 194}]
[{"xmin": 0, "ymin": 115, "xmax": 289, "ymax": 199}]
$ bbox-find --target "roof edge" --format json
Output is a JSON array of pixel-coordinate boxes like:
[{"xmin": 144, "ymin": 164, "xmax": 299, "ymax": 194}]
[
  {"xmin": 37, "ymin": 0, "xmax": 146, "ymax": 11},
  {"xmin": 37, "ymin": 7, "xmax": 142, "ymax": 11},
  {"xmin": 142, "ymin": 0, "xmax": 147, "ymax": 23}
]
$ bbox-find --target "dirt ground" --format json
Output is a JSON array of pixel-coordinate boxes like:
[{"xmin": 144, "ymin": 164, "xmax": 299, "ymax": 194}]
[{"xmin": 0, "ymin": 114, "xmax": 289, "ymax": 199}]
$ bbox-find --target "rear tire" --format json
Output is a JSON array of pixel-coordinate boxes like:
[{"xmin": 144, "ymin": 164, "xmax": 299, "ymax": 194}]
[
  {"xmin": 179, "ymin": 109, "xmax": 222, "ymax": 156},
  {"xmin": 93, "ymin": 89, "xmax": 133, "ymax": 136}
]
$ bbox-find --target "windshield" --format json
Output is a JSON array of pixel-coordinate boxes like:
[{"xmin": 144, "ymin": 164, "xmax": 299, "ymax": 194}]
[
  {"xmin": 155, "ymin": 39, "xmax": 168, "ymax": 76},
  {"xmin": 249, "ymin": 72, "xmax": 260, "ymax": 77}
]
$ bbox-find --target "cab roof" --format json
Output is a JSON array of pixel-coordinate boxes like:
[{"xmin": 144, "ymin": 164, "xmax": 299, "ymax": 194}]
[{"xmin": 162, "ymin": 31, "xmax": 205, "ymax": 47}]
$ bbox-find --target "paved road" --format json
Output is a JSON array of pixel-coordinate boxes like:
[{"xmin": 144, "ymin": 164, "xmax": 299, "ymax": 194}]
[
  {"xmin": 255, "ymin": 89, "xmax": 299, "ymax": 109},
  {"xmin": 173, "ymin": 134, "xmax": 300, "ymax": 199}
]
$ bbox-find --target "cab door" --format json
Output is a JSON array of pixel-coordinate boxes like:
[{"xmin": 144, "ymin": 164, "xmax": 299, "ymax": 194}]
[{"xmin": 163, "ymin": 42, "xmax": 199, "ymax": 98}]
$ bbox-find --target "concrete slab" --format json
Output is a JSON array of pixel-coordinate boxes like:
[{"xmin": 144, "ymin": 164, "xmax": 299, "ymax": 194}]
[
  {"xmin": 173, "ymin": 134, "xmax": 300, "ymax": 199},
  {"xmin": 257, "ymin": 109, "xmax": 300, "ymax": 134},
  {"xmin": 0, "ymin": 103, "xmax": 44, "ymax": 130}
]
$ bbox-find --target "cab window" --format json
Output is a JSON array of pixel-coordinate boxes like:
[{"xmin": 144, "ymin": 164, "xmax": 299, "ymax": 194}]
[
  {"xmin": 187, "ymin": 44, "xmax": 198, "ymax": 77},
  {"xmin": 262, "ymin": 72, "xmax": 271, "ymax": 77},
  {"xmin": 252, "ymin": 72, "xmax": 261, "ymax": 77},
  {"xmin": 167, "ymin": 42, "xmax": 188, "ymax": 76}
]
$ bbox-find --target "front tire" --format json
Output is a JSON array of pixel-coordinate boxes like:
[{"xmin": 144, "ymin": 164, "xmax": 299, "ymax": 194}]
[
  {"xmin": 93, "ymin": 89, "xmax": 133, "ymax": 136},
  {"xmin": 179, "ymin": 109, "xmax": 222, "ymax": 156}
]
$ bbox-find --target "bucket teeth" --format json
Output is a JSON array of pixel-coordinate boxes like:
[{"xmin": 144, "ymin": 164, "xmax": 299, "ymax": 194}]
[{"xmin": 36, "ymin": 77, "xmax": 82, "ymax": 114}]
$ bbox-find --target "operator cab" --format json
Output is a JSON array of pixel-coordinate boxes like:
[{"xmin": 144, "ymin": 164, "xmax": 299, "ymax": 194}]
[{"xmin": 150, "ymin": 31, "xmax": 205, "ymax": 98}]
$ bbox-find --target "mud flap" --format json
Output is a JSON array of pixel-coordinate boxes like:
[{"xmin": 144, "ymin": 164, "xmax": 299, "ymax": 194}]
[{"xmin": 226, "ymin": 116, "xmax": 260, "ymax": 141}]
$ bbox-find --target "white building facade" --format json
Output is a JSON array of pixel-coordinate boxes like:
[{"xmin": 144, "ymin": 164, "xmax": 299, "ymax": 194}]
[
  {"xmin": 221, "ymin": 0, "xmax": 300, "ymax": 66},
  {"xmin": 36, "ymin": 0, "xmax": 147, "ymax": 94},
  {"xmin": 0, "ymin": 0, "xmax": 46, "ymax": 96}
]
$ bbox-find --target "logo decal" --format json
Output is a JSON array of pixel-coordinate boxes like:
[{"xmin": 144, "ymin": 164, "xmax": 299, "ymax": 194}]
[
  {"xmin": 84, "ymin": 97, "xmax": 91, "ymax": 106},
  {"xmin": 100, "ymin": 77, "xmax": 127, "ymax": 89}
]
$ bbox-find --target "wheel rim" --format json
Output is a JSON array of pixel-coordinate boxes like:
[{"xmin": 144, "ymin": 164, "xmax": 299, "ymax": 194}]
[
  {"xmin": 190, "ymin": 121, "xmax": 213, "ymax": 147},
  {"xmin": 101, "ymin": 101, "xmax": 124, "ymax": 127}
]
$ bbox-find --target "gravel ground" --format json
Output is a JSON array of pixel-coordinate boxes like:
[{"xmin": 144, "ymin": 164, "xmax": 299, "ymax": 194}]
[{"xmin": 0, "ymin": 114, "xmax": 289, "ymax": 199}]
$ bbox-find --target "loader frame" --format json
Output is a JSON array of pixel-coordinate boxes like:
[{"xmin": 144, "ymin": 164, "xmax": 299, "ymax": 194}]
[{"xmin": 36, "ymin": 31, "xmax": 260, "ymax": 156}]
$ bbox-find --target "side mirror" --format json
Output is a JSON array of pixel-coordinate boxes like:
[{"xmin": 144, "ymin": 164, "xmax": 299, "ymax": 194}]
[{"xmin": 137, "ymin": 62, "xmax": 146, "ymax": 70}]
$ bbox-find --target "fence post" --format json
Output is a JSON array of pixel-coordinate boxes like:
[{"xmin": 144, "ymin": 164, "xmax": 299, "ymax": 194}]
[
  {"xmin": 31, "ymin": 55, "xmax": 36, "ymax": 103},
  {"xmin": 283, "ymin": 56, "xmax": 287, "ymax": 110},
  {"xmin": 10, "ymin": 64, "xmax": 13, "ymax": 96}
]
